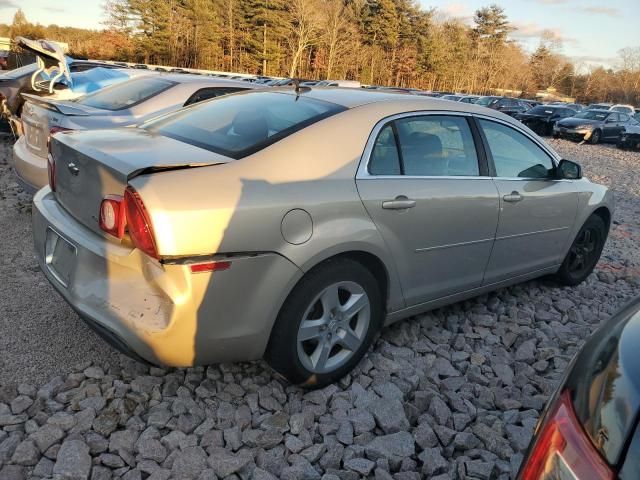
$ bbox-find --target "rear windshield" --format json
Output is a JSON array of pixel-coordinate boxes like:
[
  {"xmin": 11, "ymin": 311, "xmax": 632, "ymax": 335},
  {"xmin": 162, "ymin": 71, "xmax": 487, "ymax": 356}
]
[
  {"xmin": 0, "ymin": 63, "xmax": 37, "ymax": 79},
  {"xmin": 144, "ymin": 91, "xmax": 347, "ymax": 159},
  {"xmin": 74, "ymin": 76, "xmax": 175, "ymax": 111}
]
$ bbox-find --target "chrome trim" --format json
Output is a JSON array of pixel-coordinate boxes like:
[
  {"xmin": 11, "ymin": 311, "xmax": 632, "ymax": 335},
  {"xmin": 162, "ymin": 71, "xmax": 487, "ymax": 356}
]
[
  {"xmin": 415, "ymin": 237, "xmax": 494, "ymax": 253},
  {"xmin": 495, "ymin": 226, "xmax": 568, "ymax": 241},
  {"xmin": 359, "ymin": 175, "xmax": 493, "ymax": 181}
]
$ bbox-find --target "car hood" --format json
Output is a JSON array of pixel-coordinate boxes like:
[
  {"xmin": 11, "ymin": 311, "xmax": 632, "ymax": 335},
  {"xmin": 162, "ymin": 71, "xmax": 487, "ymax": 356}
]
[{"xmin": 557, "ymin": 117, "xmax": 600, "ymax": 127}]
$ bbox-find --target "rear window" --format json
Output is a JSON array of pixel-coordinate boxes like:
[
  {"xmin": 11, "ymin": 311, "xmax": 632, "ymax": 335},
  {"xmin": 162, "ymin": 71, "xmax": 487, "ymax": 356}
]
[
  {"xmin": 144, "ymin": 91, "xmax": 347, "ymax": 159},
  {"xmin": 528, "ymin": 106, "xmax": 556, "ymax": 115},
  {"xmin": 75, "ymin": 77, "xmax": 175, "ymax": 111}
]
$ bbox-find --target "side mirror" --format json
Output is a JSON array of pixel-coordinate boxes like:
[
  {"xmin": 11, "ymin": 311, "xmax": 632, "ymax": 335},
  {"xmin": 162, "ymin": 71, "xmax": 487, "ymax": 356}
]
[{"xmin": 557, "ymin": 159, "xmax": 582, "ymax": 180}]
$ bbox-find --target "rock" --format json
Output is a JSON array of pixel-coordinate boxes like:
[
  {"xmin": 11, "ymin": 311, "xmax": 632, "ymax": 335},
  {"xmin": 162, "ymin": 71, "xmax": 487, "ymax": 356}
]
[
  {"xmin": 31, "ymin": 424, "xmax": 65, "ymax": 453},
  {"xmin": 472, "ymin": 423, "xmax": 514, "ymax": 460},
  {"xmin": 53, "ymin": 439, "xmax": 92, "ymax": 480},
  {"xmin": 428, "ymin": 396, "xmax": 451, "ymax": 426},
  {"xmin": 11, "ymin": 439, "xmax": 40, "ymax": 466},
  {"xmin": 83, "ymin": 366, "xmax": 105, "ymax": 379},
  {"xmin": 33, "ymin": 456, "xmax": 55, "ymax": 477},
  {"xmin": 344, "ymin": 457, "xmax": 375, "ymax": 475},
  {"xmin": 206, "ymin": 447, "xmax": 252, "ymax": 478},
  {"xmin": 465, "ymin": 460, "xmax": 495, "ymax": 480},
  {"xmin": 0, "ymin": 465, "xmax": 25, "ymax": 480},
  {"xmin": 515, "ymin": 340, "xmax": 536, "ymax": 364},
  {"xmin": 367, "ymin": 398, "xmax": 410, "ymax": 434},
  {"xmin": 171, "ymin": 446, "xmax": 208, "ymax": 479},
  {"xmin": 109, "ymin": 429, "xmax": 139, "ymax": 455},
  {"xmin": 365, "ymin": 432, "xmax": 415, "ymax": 462},
  {"xmin": 418, "ymin": 448, "xmax": 448, "ymax": 477},
  {"xmin": 136, "ymin": 438, "xmax": 167, "ymax": 463},
  {"xmin": 10, "ymin": 396, "xmax": 33, "ymax": 415}
]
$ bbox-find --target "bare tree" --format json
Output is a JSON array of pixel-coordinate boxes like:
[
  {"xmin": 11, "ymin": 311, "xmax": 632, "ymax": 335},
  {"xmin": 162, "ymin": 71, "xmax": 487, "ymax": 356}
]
[{"xmin": 287, "ymin": 0, "xmax": 320, "ymax": 78}]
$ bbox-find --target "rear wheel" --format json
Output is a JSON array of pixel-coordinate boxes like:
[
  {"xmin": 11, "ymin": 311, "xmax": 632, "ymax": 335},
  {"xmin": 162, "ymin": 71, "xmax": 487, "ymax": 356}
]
[
  {"xmin": 265, "ymin": 259, "xmax": 383, "ymax": 388},
  {"xmin": 554, "ymin": 215, "xmax": 607, "ymax": 286},
  {"xmin": 589, "ymin": 129, "xmax": 601, "ymax": 144}
]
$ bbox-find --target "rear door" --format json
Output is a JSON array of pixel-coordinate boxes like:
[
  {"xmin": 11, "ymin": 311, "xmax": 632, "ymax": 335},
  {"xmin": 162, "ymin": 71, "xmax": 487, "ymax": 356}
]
[
  {"xmin": 356, "ymin": 113, "xmax": 500, "ymax": 306},
  {"xmin": 477, "ymin": 117, "xmax": 579, "ymax": 283}
]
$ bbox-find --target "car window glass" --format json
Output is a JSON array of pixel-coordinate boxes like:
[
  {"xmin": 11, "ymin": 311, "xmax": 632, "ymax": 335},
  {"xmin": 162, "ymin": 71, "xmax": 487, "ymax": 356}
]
[
  {"xmin": 145, "ymin": 91, "xmax": 346, "ymax": 159},
  {"xmin": 369, "ymin": 125, "xmax": 401, "ymax": 175},
  {"xmin": 184, "ymin": 87, "xmax": 246, "ymax": 106},
  {"xmin": 620, "ymin": 423, "xmax": 640, "ymax": 480},
  {"xmin": 479, "ymin": 119, "xmax": 554, "ymax": 178},
  {"xmin": 619, "ymin": 113, "xmax": 630, "ymax": 122},
  {"xmin": 75, "ymin": 77, "xmax": 175, "ymax": 111},
  {"xmin": 607, "ymin": 113, "xmax": 619, "ymax": 122},
  {"xmin": 394, "ymin": 115, "xmax": 479, "ymax": 176}
]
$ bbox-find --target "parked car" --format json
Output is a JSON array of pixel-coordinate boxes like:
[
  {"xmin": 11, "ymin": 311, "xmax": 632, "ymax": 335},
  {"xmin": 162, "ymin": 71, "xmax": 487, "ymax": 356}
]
[
  {"xmin": 475, "ymin": 96, "xmax": 530, "ymax": 116},
  {"xmin": 0, "ymin": 60, "xmax": 126, "ymax": 118},
  {"xmin": 13, "ymin": 74, "xmax": 254, "ymax": 192},
  {"xmin": 315, "ymin": 80, "xmax": 361, "ymax": 88},
  {"xmin": 459, "ymin": 95, "xmax": 480, "ymax": 104},
  {"xmin": 517, "ymin": 296, "xmax": 640, "ymax": 480},
  {"xmin": 611, "ymin": 104, "xmax": 635, "ymax": 115},
  {"xmin": 34, "ymin": 89, "xmax": 613, "ymax": 386},
  {"xmin": 588, "ymin": 102, "xmax": 613, "ymax": 110},
  {"xmin": 441, "ymin": 94, "xmax": 464, "ymax": 102},
  {"xmin": 516, "ymin": 105, "xmax": 577, "ymax": 136},
  {"xmin": 617, "ymin": 123, "xmax": 640, "ymax": 150},
  {"xmin": 554, "ymin": 109, "xmax": 636, "ymax": 144}
]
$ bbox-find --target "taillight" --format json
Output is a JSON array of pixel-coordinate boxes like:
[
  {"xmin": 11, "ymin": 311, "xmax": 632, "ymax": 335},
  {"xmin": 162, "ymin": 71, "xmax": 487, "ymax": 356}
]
[
  {"xmin": 47, "ymin": 154, "xmax": 56, "ymax": 191},
  {"xmin": 99, "ymin": 195, "xmax": 126, "ymax": 238},
  {"xmin": 520, "ymin": 391, "xmax": 613, "ymax": 480},
  {"xmin": 124, "ymin": 186, "xmax": 158, "ymax": 259},
  {"xmin": 190, "ymin": 261, "xmax": 232, "ymax": 274}
]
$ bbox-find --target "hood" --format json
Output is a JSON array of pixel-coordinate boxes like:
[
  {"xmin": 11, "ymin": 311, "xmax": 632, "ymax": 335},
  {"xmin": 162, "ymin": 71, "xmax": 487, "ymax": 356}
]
[
  {"xmin": 558, "ymin": 117, "xmax": 599, "ymax": 127},
  {"xmin": 623, "ymin": 124, "xmax": 640, "ymax": 134},
  {"xmin": 16, "ymin": 37, "xmax": 71, "ymax": 91}
]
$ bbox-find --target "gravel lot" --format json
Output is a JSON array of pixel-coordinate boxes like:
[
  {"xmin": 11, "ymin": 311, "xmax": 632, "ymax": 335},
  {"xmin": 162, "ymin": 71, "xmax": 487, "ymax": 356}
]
[{"xmin": 0, "ymin": 134, "xmax": 638, "ymax": 480}]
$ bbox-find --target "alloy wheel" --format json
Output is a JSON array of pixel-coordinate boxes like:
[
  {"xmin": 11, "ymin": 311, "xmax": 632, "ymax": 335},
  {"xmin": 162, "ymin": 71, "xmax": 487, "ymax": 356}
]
[
  {"xmin": 567, "ymin": 227, "xmax": 599, "ymax": 277},
  {"xmin": 296, "ymin": 281, "xmax": 371, "ymax": 374}
]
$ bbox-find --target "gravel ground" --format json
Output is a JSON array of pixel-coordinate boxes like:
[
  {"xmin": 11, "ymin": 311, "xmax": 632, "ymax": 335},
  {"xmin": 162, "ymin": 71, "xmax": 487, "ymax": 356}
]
[{"xmin": 0, "ymin": 134, "xmax": 638, "ymax": 480}]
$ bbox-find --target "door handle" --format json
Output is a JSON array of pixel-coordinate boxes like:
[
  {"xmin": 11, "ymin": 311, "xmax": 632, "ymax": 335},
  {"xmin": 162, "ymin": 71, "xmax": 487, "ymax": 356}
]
[
  {"xmin": 382, "ymin": 196, "xmax": 416, "ymax": 210},
  {"xmin": 503, "ymin": 191, "xmax": 523, "ymax": 203}
]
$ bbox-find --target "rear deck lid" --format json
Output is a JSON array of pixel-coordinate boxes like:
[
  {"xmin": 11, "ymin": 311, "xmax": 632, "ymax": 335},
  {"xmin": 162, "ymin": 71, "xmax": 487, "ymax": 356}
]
[{"xmin": 50, "ymin": 128, "xmax": 231, "ymax": 235}]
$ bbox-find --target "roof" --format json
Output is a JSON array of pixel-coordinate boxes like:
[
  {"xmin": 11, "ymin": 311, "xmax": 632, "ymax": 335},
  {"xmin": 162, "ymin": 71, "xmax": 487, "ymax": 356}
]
[
  {"xmin": 154, "ymin": 73, "xmax": 252, "ymax": 87},
  {"xmin": 270, "ymin": 87, "xmax": 514, "ymax": 120}
]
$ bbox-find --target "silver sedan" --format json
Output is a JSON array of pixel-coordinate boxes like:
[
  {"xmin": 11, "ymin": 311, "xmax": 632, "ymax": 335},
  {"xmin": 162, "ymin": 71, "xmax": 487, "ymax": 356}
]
[
  {"xmin": 13, "ymin": 74, "xmax": 256, "ymax": 192},
  {"xmin": 32, "ymin": 88, "xmax": 614, "ymax": 387}
]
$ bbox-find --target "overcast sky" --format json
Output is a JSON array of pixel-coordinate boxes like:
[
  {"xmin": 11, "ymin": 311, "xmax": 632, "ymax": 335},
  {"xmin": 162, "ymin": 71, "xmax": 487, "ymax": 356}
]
[{"xmin": 0, "ymin": 0, "xmax": 637, "ymax": 68}]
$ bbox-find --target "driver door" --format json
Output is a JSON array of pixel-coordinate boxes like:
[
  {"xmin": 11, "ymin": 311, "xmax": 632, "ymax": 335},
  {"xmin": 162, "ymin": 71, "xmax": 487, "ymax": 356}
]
[{"xmin": 477, "ymin": 118, "xmax": 579, "ymax": 284}]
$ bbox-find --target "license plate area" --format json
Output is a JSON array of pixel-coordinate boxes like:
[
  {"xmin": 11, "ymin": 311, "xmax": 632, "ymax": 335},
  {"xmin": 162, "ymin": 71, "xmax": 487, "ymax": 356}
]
[
  {"xmin": 45, "ymin": 227, "xmax": 77, "ymax": 287},
  {"xmin": 23, "ymin": 121, "xmax": 45, "ymax": 155}
]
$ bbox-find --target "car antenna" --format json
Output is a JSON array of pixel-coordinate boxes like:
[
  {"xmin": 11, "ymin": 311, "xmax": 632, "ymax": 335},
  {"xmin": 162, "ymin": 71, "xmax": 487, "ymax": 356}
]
[{"xmin": 293, "ymin": 78, "xmax": 310, "ymax": 98}]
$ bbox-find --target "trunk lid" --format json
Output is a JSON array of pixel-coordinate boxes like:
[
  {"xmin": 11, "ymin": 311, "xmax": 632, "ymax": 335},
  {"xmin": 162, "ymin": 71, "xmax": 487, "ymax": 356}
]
[{"xmin": 50, "ymin": 128, "xmax": 231, "ymax": 236}]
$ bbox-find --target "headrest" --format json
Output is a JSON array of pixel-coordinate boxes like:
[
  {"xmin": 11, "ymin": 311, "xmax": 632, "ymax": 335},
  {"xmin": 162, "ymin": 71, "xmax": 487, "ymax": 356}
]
[{"xmin": 232, "ymin": 110, "xmax": 268, "ymax": 142}]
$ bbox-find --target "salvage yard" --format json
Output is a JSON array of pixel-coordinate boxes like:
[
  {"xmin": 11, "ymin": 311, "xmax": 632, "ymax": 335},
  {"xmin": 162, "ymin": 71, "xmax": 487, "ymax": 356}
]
[{"xmin": 0, "ymin": 134, "xmax": 639, "ymax": 479}]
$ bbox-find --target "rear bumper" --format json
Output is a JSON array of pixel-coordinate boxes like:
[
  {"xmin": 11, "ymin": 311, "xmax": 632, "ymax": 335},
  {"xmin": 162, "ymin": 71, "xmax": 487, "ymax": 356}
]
[
  {"xmin": 13, "ymin": 136, "xmax": 47, "ymax": 192},
  {"xmin": 32, "ymin": 188, "xmax": 304, "ymax": 367}
]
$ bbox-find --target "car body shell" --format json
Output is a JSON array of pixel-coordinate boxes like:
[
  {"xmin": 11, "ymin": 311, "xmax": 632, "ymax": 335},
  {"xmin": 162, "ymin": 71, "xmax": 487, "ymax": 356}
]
[
  {"xmin": 554, "ymin": 109, "xmax": 637, "ymax": 142},
  {"xmin": 32, "ymin": 89, "xmax": 615, "ymax": 368},
  {"xmin": 516, "ymin": 106, "xmax": 577, "ymax": 136},
  {"xmin": 13, "ymin": 75, "xmax": 256, "ymax": 192},
  {"xmin": 518, "ymin": 297, "xmax": 640, "ymax": 478}
]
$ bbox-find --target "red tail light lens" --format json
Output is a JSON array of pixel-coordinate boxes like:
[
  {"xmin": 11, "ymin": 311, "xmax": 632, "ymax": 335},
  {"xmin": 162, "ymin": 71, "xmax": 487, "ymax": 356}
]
[
  {"xmin": 47, "ymin": 154, "xmax": 56, "ymax": 191},
  {"xmin": 190, "ymin": 261, "xmax": 232, "ymax": 274},
  {"xmin": 99, "ymin": 195, "xmax": 126, "ymax": 238},
  {"xmin": 520, "ymin": 391, "xmax": 613, "ymax": 480},
  {"xmin": 124, "ymin": 187, "xmax": 158, "ymax": 259}
]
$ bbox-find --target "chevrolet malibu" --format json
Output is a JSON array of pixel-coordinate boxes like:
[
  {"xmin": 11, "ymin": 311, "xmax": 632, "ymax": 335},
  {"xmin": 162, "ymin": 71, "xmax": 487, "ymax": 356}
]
[
  {"xmin": 13, "ymin": 74, "xmax": 253, "ymax": 192},
  {"xmin": 33, "ymin": 89, "xmax": 614, "ymax": 387}
]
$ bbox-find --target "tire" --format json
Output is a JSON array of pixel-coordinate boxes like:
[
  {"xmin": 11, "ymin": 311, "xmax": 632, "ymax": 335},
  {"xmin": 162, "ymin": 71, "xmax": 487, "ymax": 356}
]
[
  {"xmin": 265, "ymin": 258, "xmax": 384, "ymax": 388},
  {"xmin": 554, "ymin": 215, "xmax": 607, "ymax": 286},
  {"xmin": 589, "ymin": 129, "xmax": 601, "ymax": 144}
]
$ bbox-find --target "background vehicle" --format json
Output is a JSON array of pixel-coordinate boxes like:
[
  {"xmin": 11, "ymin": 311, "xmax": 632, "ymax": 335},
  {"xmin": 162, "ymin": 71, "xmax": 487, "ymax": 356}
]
[
  {"xmin": 459, "ymin": 95, "xmax": 480, "ymax": 103},
  {"xmin": 617, "ymin": 123, "xmax": 640, "ymax": 150},
  {"xmin": 441, "ymin": 94, "xmax": 464, "ymax": 101},
  {"xmin": 34, "ymin": 88, "xmax": 612, "ymax": 387},
  {"xmin": 476, "ymin": 96, "xmax": 531, "ymax": 116},
  {"xmin": 516, "ymin": 105, "xmax": 577, "ymax": 136},
  {"xmin": 13, "ymin": 74, "xmax": 254, "ymax": 192},
  {"xmin": 315, "ymin": 80, "xmax": 361, "ymax": 88},
  {"xmin": 518, "ymin": 297, "xmax": 640, "ymax": 480},
  {"xmin": 554, "ymin": 109, "xmax": 636, "ymax": 144},
  {"xmin": 611, "ymin": 104, "xmax": 635, "ymax": 115}
]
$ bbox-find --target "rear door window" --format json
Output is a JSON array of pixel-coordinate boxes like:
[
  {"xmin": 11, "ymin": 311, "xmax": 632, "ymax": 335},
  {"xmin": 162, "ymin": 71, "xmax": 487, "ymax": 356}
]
[
  {"xmin": 75, "ymin": 77, "xmax": 176, "ymax": 111},
  {"xmin": 368, "ymin": 115, "xmax": 480, "ymax": 177},
  {"xmin": 145, "ymin": 91, "xmax": 346, "ymax": 159}
]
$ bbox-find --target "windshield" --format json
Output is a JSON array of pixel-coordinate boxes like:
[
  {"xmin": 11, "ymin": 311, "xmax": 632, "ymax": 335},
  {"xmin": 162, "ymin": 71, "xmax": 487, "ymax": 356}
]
[
  {"xmin": 475, "ymin": 96, "xmax": 498, "ymax": 106},
  {"xmin": 145, "ymin": 91, "xmax": 347, "ymax": 159},
  {"xmin": 74, "ymin": 76, "xmax": 175, "ymax": 111},
  {"xmin": 575, "ymin": 110, "xmax": 609, "ymax": 121},
  {"xmin": 0, "ymin": 63, "xmax": 37, "ymax": 80}
]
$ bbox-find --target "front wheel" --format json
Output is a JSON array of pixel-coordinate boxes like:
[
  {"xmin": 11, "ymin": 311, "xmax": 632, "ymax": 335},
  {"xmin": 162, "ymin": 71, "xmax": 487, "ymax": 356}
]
[
  {"xmin": 589, "ymin": 129, "xmax": 601, "ymax": 144},
  {"xmin": 265, "ymin": 259, "xmax": 383, "ymax": 388},
  {"xmin": 554, "ymin": 215, "xmax": 607, "ymax": 286}
]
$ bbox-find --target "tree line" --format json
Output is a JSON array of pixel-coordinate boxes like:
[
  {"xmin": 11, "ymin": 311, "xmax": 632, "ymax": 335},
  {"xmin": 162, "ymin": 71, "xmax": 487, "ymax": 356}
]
[{"xmin": 2, "ymin": 2, "xmax": 639, "ymax": 105}]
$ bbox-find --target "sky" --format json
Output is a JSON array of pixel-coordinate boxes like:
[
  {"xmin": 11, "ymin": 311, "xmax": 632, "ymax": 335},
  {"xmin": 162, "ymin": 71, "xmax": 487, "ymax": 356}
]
[{"xmin": 0, "ymin": 0, "xmax": 638, "ymax": 69}]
